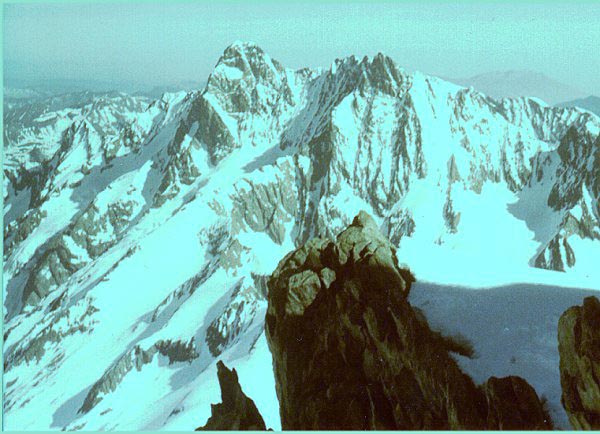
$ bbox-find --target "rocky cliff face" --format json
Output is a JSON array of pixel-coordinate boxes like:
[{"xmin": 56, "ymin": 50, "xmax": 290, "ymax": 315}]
[
  {"xmin": 265, "ymin": 211, "xmax": 551, "ymax": 430},
  {"xmin": 196, "ymin": 361, "xmax": 266, "ymax": 431},
  {"xmin": 533, "ymin": 128, "xmax": 600, "ymax": 271},
  {"xmin": 558, "ymin": 296, "xmax": 600, "ymax": 430}
]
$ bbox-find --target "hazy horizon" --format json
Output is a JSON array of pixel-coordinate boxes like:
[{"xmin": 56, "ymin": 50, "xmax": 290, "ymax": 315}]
[{"xmin": 4, "ymin": 1, "xmax": 600, "ymax": 95}]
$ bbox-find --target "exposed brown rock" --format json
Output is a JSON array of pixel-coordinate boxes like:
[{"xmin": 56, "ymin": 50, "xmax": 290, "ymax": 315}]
[
  {"xmin": 483, "ymin": 376, "xmax": 551, "ymax": 430},
  {"xmin": 559, "ymin": 296, "xmax": 600, "ymax": 430},
  {"xmin": 196, "ymin": 361, "xmax": 266, "ymax": 431},
  {"xmin": 265, "ymin": 211, "xmax": 551, "ymax": 430}
]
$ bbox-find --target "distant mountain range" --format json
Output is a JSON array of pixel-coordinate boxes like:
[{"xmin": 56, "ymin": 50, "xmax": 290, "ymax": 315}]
[
  {"xmin": 556, "ymin": 95, "xmax": 600, "ymax": 116},
  {"xmin": 3, "ymin": 78, "xmax": 204, "ymax": 100},
  {"xmin": 452, "ymin": 70, "xmax": 588, "ymax": 106}
]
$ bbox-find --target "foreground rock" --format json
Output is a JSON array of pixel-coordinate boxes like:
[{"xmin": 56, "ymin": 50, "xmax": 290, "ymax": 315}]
[
  {"xmin": 559, "ymin": 296, "xmax": 600, "ymax": 430},
  {"xmin": 196, "ymin": 361, "xmax": 266, "ymax": 431},
  {"xmin": 265, "ymin": 211, "xmax": 551, "ymax": 430}
]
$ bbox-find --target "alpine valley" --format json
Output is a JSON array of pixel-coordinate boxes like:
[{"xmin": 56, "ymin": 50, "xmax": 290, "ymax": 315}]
[{"xmin": 3, "ymin": 42, "xmax": 600, "ymax": 430}]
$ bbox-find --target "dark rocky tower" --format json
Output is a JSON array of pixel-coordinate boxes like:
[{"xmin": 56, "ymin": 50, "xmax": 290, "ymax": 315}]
[{"xmin": 265, "ymin": 211, "xmax": 551, "ymax": 430}]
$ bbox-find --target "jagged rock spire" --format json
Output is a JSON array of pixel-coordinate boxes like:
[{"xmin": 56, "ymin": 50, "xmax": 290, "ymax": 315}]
[{"xmin": 196, "ymin": 361, "xmax": 267, "ymax": 431}]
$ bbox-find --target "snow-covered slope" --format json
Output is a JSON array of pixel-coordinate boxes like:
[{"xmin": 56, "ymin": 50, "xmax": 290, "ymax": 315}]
[{"xmin": 4, "ymin": 41, "xmax": 600, "ymax": 430}]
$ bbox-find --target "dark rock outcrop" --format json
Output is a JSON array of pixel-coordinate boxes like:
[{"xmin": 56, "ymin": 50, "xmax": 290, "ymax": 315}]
[
  {"xmin": 483, "ymin": 376, "xmax": 552, "ymax": 430},
  {"xmin": 196, "ymin": 361, "xmax": 267, "ymax": 431},
  {"xmin": 558, "ymin": 296, "xmax": 600, "ymax": 430},
  {"xmin": 265, "ymin": 211, "xmax": 550, "ymax": 430}
]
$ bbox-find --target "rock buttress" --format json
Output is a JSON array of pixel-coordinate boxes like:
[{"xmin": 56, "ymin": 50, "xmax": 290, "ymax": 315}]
[
  {"xmin": 196, "ymin": 361, "xmax": 266, "ymax": 430},
  {"xmin": 265, "ymin": 211, "xmax": 551, "ymax": 430},
  {"xmin": 559, "ymin": 296, "xmax": 600, "ymax": 430}
]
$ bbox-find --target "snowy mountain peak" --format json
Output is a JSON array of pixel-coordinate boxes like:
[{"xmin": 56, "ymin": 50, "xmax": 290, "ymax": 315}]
[
  {"xmin": 324, "ymin": 51, "xmax": 410, "ymax": 97},
  {"xmin": 210, "ymin": 41, "xmax": 284, "ymax": 86},
  {"xmin": 221, "ymin": 40, "xmax": 264, "ymax": 58}
]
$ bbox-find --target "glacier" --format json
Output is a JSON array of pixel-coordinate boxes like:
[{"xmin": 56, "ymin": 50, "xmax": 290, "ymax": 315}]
[{"xmin": 3, "ymin": 41, "xmax": 600, "ymax": 430}]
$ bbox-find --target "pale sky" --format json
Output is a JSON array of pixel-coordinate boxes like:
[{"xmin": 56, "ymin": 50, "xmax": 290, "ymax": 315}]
[{"xmin": 4, "ymin": 1, "xmax": 600, "ymax": 94}]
